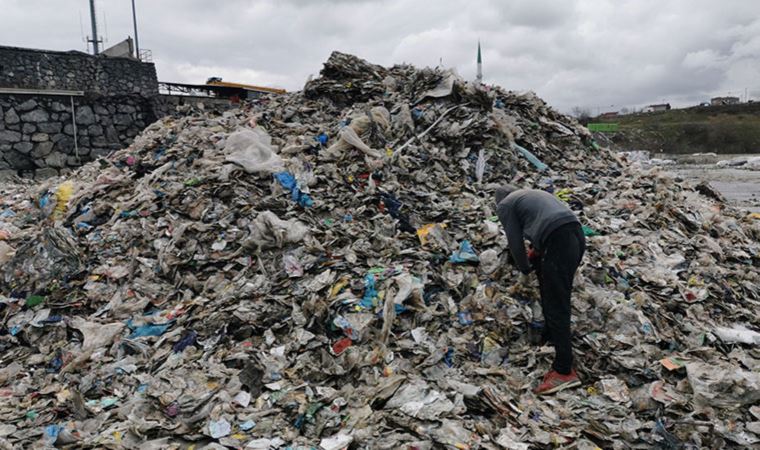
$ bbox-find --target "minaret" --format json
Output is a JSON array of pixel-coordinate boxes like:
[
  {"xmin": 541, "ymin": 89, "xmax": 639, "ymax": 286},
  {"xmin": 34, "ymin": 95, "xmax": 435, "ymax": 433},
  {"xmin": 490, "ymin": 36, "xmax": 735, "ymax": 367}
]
[{"xmin": 476, "ymin": 40, "xmax": 483, "ymax": 83}]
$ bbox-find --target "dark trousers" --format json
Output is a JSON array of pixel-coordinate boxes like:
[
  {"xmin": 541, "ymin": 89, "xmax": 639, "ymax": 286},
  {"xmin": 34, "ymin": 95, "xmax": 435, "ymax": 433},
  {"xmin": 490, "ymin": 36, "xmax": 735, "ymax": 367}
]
[{"xmin": 536, "ymin": 222, "xmax": 585, "ymax": 374}]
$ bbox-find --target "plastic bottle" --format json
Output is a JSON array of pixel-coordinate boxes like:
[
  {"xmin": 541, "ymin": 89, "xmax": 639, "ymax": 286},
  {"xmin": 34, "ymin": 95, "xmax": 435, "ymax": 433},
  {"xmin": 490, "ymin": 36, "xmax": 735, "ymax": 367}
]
[{"xmin": 528, "ymin": 300, "xmax": 545, "ymax": 345}]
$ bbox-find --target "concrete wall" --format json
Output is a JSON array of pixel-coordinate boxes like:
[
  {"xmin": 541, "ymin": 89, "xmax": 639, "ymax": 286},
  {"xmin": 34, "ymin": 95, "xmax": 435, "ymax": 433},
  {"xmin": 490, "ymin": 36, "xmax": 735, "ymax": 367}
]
[{"xmin": 0, "ymin": 45, "xmax": 158, "ymax": 97}]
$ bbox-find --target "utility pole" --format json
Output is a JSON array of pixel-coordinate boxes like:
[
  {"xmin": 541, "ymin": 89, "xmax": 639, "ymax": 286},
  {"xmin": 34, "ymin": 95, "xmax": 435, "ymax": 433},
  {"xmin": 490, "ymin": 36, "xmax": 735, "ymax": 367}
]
[
  {"xmin": 87, "ymin": 0, "xmax": 100, "ymax": 54},
  {"xmin": 131, "ymin": 0, "xmax": 140, "ymax": 60}
]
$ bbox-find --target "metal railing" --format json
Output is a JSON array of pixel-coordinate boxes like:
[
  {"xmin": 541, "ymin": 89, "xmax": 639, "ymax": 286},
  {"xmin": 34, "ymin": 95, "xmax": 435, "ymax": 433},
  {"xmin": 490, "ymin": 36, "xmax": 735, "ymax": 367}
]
[{"xmin": 139, "ymin": 49, "xmax": 153, "ymax": 62}]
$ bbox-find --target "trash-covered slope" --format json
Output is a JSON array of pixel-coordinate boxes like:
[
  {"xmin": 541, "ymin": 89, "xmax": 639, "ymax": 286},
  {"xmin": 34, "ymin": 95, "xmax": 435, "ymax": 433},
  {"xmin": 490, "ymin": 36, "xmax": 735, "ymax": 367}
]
[{"xmin": 1, "ymin": 52, "xmax": 759, "ymax": 449}]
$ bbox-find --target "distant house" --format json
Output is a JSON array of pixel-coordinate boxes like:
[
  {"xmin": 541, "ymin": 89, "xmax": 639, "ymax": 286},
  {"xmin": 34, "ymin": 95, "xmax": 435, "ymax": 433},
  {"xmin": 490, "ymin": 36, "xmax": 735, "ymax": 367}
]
[
  {"xmin": 645, "ymin": 103, "xmax": 671, "ymax": 113},
  {"xmin": 711, "ymin": 96, "xmax": 740, "ymax": 106},
  {"xmin": 599, "ymin": 111, "xmax": 619, "ymax": 119}
]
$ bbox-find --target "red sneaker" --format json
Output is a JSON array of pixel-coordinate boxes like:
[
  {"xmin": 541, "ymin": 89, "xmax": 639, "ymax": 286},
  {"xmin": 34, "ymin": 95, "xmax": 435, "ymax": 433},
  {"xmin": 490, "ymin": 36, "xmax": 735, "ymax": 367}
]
[{"xmin": 533, "ymin": 369, "xmax": 581, "ymax": 395}]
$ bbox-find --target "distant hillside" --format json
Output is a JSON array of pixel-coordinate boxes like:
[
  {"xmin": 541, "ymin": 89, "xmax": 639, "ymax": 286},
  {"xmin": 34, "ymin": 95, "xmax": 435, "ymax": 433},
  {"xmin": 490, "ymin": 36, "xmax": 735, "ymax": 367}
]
[{"xmin": 593, "ymin": 103, "xmax": 760, "ymax": 154}]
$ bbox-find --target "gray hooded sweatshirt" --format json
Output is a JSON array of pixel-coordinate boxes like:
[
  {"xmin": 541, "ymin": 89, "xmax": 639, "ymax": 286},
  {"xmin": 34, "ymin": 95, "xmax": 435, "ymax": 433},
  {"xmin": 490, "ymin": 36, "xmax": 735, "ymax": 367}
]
[{"xmin": 495, "ymin": 187, "xmax": 580, "ymax": 274}]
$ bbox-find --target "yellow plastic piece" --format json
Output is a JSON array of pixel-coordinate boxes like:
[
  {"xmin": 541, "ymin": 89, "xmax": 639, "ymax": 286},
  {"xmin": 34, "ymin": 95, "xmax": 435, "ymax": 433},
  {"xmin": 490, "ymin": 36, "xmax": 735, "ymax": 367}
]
[{"xmin": 53, "ymin": 181, "xmax": 74, "ymax": 220}]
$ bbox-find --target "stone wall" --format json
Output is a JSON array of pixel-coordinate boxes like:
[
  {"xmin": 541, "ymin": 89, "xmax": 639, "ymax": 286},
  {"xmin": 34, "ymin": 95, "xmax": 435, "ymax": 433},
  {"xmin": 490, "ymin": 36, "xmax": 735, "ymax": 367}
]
[
  {"xmin": 0, "ymin": 94, "xmax": 159, "ymax": 179},
  {"xmin": 0, "ymin": 45, "xmax": 163, "ymax": 179},
  {"xmin": 0, "ymin": 45, "xmax": 158, "ymax": 97}
]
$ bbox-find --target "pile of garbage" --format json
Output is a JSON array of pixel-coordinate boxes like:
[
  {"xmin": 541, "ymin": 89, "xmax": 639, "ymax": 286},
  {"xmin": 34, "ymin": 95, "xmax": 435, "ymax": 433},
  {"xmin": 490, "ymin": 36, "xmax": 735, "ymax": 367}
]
[
  {"xmin": 716, "ymin": 155, "xmax": 760, "ymax": 170},
  {"xmin": 617, "ymin": 151, "xmax": 677, "ymax": 167},
  {"xmin": 1, "ymin": 52, "xmax": 760, "ymax": 449}
]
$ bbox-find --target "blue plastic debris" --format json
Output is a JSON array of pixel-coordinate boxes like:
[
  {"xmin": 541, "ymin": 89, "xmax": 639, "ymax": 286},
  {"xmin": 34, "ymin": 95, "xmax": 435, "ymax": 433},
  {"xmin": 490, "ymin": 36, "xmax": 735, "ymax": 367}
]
[
  {"xmin": 274, "ymin": 172, "xmax": 314, "ymax": 207},
  {"xmin": 315, "ymin": 133, "xmax": 329, "ymax": 146},
  {"xmin": 47, "ymin": 352, "xmax": 64, "ymax": 373},
  {"xmin": 379, "ymin": 192, "xmax": 415, "ymax": 233},
  {"xmin": 450, "ymin": 240, "xmax": 479, "ymax": 263},
  {"xmin": 360, "ymin": 273, "xmax": 378, "ymax": 309},
  {"xmin": 44, "ymin": 424, "xmax": 62, "ymax": 445},
  {"xmin": 173, "ymin": 330, "xmax": 197, "ymax": 353},
  {"xmin": 127, "ymin": 321, "xmax": 173, "ymax": 339},
  {"xmin": 0, "ymin": 209, "xmax": 16, "ymax": 218},
  {"xmin": 41, "ymin": 315, "xmax": 64, "ymax": 324},
  {"xmin": 513, "ymin": 143, "xmax": 549, "ymax": 172},
  {"xmin": 293, "ymin": 413, "xmax": 305, "ymax": 429},
  {"xmin": 444, "ymin": 347, "xmax": 454, "ymax": 368},
  {"xmin": 240, "ymin": 420, "xmax": 256, "ymax": 431},
  {"xmin": 39, "ymin": 194, "xmax": 51, "ymax": 209},
  {"xmin": 457, "ymin": 311, "xmax": 473, "ymax": 325}
]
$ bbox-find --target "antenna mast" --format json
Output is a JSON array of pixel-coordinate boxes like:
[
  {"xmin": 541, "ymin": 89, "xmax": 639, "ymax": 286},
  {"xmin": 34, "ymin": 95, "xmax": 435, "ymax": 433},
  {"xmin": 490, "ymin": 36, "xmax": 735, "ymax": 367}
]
[
  {"xmin": 131, "ymin": 0, "xmax": 141, "ymax": 60},
  {"xmin": 87, "ymin": 0, "xmax": 101, "ymax": 54}
]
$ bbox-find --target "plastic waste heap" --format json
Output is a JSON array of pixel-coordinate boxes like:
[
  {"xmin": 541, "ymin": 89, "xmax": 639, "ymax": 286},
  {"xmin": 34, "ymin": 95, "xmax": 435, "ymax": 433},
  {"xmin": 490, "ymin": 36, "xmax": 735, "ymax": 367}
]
[{"xmin": 0, "ymin": 52, "xmax": 759, "ymax": 449}]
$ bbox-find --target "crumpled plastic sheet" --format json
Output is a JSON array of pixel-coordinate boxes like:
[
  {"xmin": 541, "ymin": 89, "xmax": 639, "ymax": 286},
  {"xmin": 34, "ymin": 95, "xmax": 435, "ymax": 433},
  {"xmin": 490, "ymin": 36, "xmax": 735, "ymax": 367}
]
[{"xmin": 224, "ymin": 127, "xmax": 285, "ymax": 174}]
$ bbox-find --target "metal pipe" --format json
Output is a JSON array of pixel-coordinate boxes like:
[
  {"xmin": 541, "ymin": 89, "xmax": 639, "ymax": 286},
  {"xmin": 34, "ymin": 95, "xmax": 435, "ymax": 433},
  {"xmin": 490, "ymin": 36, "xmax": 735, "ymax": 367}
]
[
  {"xmin": 131, "ymin": 0, "xmax": 140, "ymax": 60},
  {"xmin": 89, "ymin": 0, "xmax": 99, "ymax": 54},
  {"xmin": 70, "ymin": 97, "xmax": 80, "ymax": 163}
]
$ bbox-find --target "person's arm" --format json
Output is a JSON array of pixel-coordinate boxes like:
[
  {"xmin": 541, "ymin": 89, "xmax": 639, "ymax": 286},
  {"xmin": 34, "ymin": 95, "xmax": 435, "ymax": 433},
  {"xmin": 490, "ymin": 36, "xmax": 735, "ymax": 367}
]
[{"xmin": 497, "ymin": 201, "xmax": 531, "ymax": 274}]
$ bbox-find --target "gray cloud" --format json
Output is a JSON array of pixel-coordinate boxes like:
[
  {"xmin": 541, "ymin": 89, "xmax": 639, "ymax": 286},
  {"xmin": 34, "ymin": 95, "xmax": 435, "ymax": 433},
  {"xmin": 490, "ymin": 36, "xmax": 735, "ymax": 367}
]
[{"xmin": 1, "ymin": 0, "xmax": 759, "ymax": 112}]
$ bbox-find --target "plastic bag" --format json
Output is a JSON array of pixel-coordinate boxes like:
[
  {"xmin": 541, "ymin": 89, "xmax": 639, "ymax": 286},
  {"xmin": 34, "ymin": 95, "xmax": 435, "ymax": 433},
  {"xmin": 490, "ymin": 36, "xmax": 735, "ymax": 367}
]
[
  {"xmin": 713, "ymin": 325, "xmax": 760, "ymax": 345},
  {"xmin": 419, "ymin": 70, "xmax": 458, "ymax": 100},
  {"xmin": 323, "ymin": 107, "xmax": 390, "ymax": 160},
  {"xmin": 687, "ymin": 361, "xmax": 760, "ymax": 408},
  {"xmin": 475, "ymin": 148, "xmax": 487, "ymax": 183},
  {"xmin": 0, "ymin": 241, "xmax": 12, "ymax": 266},
  {"xmin": 224, "ymin": 127, "xmax": 285, "ymax": 174},
  {"xmin": 248, "ymin": 211, "xmax": 309, "ymax": 249}
]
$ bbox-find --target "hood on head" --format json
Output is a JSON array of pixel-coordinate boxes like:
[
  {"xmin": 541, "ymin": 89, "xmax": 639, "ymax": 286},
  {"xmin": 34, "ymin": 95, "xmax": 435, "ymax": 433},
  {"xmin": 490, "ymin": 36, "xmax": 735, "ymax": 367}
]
[{"xmin": 495, "ymin": 184, "xmax": 519, "ymax": 205}]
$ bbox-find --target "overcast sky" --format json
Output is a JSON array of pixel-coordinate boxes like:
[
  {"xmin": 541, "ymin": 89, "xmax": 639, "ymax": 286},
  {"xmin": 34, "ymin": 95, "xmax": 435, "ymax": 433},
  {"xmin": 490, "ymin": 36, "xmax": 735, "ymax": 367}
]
[{"xmin": 2, "ymin": 0, "xmax": 759, "ymax": 113}]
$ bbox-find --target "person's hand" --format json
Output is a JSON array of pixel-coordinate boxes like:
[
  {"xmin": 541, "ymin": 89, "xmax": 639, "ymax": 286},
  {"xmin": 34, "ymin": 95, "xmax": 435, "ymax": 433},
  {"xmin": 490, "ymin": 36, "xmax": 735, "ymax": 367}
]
[{"xmin": 527, "ymin": 247, "xmax": 541, "ymax": 273}]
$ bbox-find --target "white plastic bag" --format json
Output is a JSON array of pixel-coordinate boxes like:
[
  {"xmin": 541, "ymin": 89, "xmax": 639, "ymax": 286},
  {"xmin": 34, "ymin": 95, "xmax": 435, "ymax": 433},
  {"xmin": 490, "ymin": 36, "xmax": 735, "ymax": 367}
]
[
  {"xmin": 323, "ymin": 107, "xmax": 390, "ymax": 160},
  {"xmin": 249, "ymin": 211, "xmax": 309, "ymax": 249},
  {"xmin": 224, "ymin": 127, "xmax": 285, "ymax": 174}
]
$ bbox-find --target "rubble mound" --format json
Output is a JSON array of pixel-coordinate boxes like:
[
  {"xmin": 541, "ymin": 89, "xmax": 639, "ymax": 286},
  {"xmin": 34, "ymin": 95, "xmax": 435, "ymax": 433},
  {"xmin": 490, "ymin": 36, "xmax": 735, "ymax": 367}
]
[{"xmin": 1, "ymin": 51, "xmax": 759, "ymax": 449}]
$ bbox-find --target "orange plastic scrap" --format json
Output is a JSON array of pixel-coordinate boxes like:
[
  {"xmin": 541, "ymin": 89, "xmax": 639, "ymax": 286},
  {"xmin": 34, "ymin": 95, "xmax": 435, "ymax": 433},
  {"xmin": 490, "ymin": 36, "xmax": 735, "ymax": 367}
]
[
  {"xmin": 416, "ymin": 223, "xmax": 446, "ymax": 246},
  {"xmin": 660, "ymin": 357, "xmax": 687, "ymax": 371}
]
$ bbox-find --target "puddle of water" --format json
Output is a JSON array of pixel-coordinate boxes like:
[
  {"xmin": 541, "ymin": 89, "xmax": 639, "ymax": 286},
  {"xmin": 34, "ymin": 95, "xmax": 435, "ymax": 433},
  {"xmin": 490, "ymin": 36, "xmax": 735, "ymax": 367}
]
[{"xmin": 655, "ymin": 154, "xmax": 760, "ymax": 213}]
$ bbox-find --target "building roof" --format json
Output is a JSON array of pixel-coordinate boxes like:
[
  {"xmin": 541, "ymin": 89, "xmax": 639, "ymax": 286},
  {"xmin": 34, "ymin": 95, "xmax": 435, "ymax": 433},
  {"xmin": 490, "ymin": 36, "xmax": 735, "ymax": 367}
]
[{"xmin": 205, "ymin": 80, "xmax": 286, "ymax": 95}]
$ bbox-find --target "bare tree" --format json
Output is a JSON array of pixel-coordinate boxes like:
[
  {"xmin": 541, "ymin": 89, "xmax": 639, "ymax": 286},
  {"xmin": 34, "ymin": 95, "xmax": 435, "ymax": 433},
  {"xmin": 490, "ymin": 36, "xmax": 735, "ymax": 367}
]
[{"xmin": 571, "ymin": 106, "xmax": 592, "ymax": 123}]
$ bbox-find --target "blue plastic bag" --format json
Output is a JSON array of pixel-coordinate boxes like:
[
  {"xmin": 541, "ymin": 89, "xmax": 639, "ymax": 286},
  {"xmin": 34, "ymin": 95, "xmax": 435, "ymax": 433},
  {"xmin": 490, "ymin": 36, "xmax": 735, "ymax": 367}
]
[
  {"xmin": 274, "ymin": 172, "xmax": 314, "ymax": 207},
  {"xmin": 127, "ymin": 320, "xmax": 173, "ymax": 339},
  {"xmin": 450, "ymin": 240, "xmax": 479, "ymax": 263},
  {"xmin": 513, "ymin": 143, "xmax": 549, "ymax": 172}
]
